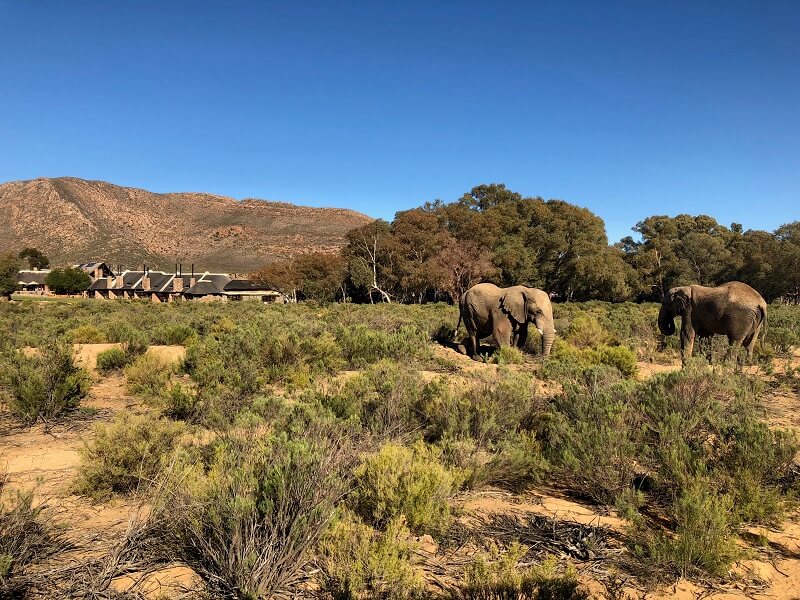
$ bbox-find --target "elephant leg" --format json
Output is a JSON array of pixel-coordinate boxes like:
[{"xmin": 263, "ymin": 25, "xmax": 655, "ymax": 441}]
[
  {"xmin": 744, "ymin": 329, "xmax": 760, "ymax": 358},
  {"xmin": 726, "ymin": 335, "xmax": 747, "ymax": 365},
  {"xmin": 516, "ymin": 324, "xmax": 529, "ymax": 350},
  {"xmin": 493, "ymin": 319, "xmax": 513, "ymax": 349},
  {"xmin": 680, "ymin": 330, "xmax": 695, "ymax": 364},
  {"xmin": 469, "ymin": 333, "xmax": 479, "ymax": 359}
]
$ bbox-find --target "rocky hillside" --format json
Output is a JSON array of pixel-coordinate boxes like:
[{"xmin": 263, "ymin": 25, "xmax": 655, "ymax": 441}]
[{"xmin": 0, "ymin": 177, "xmax": 372, "ymax": 273}]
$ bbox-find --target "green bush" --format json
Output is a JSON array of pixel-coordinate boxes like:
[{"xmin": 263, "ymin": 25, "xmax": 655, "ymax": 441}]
[
  {"xmin": 119, "ymin": 327, "xmax": 150, "ymax": 362},
  {"xmin": 73, "ymin": 412, "xmax": 185, "ymax": 500},
  {"xmin": 494, "ymin": 345, "xmax": 525, "ymax": 365},
  {"xmin": 1, "ymin": 342, "xmax": 91, "ymax": 425},
  {"xmin": 564, "ymin": 314, "xmax": 614, "ymax": 349},
  {"xmin": 323, "ymin": 361, "xmax": 441, "ymax": 437},
  {"xmin": 424, "ymin": 369, "xmax": 541, "ymax": 447},
  {"xmin": 542, "ymin": 366, "xmax": 640, "ymax": 504},
  {"xmin": 70, "ymin": 324, "xmax": 107, "ymax": 344},
  {"xmin": 459, "ymin": 546, "xmax": 589, "ymax": 600},
  {"xmin": 163, "ymin": 324, "xmax": 196, "ymax": 346},
  {"xmin": 317, "ymin": 511, "xmax": 424, "ymax": 599},
  {"xmin": 95, "ymin": 347, "xmax": 128, "ymax": 373},
  {"xmin": 352, "ymin": 442, "xmax": 455, "ymax": 535},
  {"xmin": 632, "ymin": 477, "xmax": 738, "ymax": 577},
  {"xmin": 467, "ymin": 431, "xmax": 549, "ymax": 492},
  {"xmin": 334, "ymin": 324, "xmax": 430, "ymax": 369},
  {"xmin": 152, "ymin": 427, "xmax": 351, "ymax": 598},
  {"xmin": 158, "ymin": 382, "xmax": 200, "ymax": 421},
  {"xmin": 124, "ymin": 352, "xmax": 174, "ymax": 400},
  {"xmin": 542, "ymin": 341, "xmax": 638, "ymax": 380}
]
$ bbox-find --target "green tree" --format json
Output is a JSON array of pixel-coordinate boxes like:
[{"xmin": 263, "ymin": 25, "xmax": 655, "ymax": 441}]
[
  {"xmin": 18, "ymin": 247, "xmax": 50, "ymax": 269},
  {"xmin": 0, "ymin": 253, "xmax": 21, "ymax": 299},
  {"xmin": 344, "ymin": 220, "xmax": 395, "ymax": 302},
  {"xmin": 45, "ymin": 268, "xmax": 91, "ymax": 295}
]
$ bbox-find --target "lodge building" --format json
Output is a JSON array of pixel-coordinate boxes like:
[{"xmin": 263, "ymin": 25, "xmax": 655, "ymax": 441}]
[{"xmin": 14, "ymin": 262, "xmax": 283, "ymax": 303}]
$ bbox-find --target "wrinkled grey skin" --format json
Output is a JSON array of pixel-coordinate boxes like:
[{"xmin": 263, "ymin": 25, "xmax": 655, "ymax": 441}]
[
  {"xmin": 456, "ymin": 283, "xmax": 556, "ymax": 359},
  {"xmin": 658, "ymin": 281, "xmax": 767, "ymax": 361}
]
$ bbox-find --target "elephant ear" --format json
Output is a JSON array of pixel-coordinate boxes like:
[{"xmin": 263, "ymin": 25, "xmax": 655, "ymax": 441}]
[{"xmin": 500, "ymin": 289, "xmax": 527, "ymax": 324}]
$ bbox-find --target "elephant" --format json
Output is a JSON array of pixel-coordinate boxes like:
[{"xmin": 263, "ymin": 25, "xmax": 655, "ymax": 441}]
[
  {"xmin": 455, "ymin": 283, "xmax": 556, "ymax": 358},
  {"xmin": 658, "ymin": 281, "xmax": 767, "ymax": 361}
]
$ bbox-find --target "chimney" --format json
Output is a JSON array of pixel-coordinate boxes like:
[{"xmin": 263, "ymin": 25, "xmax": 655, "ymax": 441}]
[
  {"xmin": 173, "ymin": 276, "xmax": 183, "ymax": 293},
  {"xmin": 142, "ymin": 276, "xmax": 151, "ymax": 291},
  {"xmin": 115, "ymin": 274, "xmax": 124, "ymax": 289},
  {"xmin": 106, "ymin": 276, "xmax": 114, "ymax": 289}
]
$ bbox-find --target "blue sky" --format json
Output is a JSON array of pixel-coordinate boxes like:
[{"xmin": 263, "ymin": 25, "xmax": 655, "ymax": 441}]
[{"xmin": 1, "ymin": 1, "xmax": 798, "ymax": 242}]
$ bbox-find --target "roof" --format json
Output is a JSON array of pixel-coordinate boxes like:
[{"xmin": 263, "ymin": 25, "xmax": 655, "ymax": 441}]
[
  {"xmin": 75, "ymin": 262, "xmax": 115, "ymax": 277},
  {"xmin": 17, "ymin": 270, "xmax": 49, "ymax": 285},
  {"xmin": 185, "ymin": 280, "xmax": 224, "ymax": 296},
  {"xmin": 223, "ymin": 279, "xmax": 277, "ymax": 292}
]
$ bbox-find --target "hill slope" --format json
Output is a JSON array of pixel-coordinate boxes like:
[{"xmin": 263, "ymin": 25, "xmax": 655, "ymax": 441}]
[{"xmin": 0, "ymin": 177, "xmax": 372, "ymax": 273}]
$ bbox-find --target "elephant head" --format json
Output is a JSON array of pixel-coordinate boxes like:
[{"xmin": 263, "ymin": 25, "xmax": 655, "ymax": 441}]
[
  {"xmin": 658, "ymin": 286, "xmax": 692, "ymax": 336},
  {"xmin": 501, "ymin": 287, "xmax": 556, "ymax": 355}
]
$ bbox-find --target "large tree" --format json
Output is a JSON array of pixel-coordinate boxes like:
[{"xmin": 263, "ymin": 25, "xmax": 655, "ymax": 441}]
[
  {"xmin": 0, "ymin": 253, "xmax": 21, "ymax": 299},
  {"xmin": 45, "ymin": 268, "xmax": 91, "ymax": 295},
  {"xmin": 18, "ymin": 247, "xmax": 50, "ymax": 270}
]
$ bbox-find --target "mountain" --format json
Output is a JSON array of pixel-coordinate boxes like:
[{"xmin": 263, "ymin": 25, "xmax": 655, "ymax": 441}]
[{"xmin": 0, "ymin": 177, "xmax": 373, "ymax": 273}]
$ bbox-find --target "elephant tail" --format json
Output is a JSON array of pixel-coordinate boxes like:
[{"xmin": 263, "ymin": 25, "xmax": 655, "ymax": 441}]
[
  {"xmin": 453, "ymin": 307, "xmax": 463, "ymax": 342},
  {"xmin": 759, "ymin": 305, "xmax": 768, "ymax": 345}
]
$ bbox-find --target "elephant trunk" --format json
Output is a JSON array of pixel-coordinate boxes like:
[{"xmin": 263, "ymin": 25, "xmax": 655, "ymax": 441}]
[
  {"xmin": 658, "ymin": 303, "xmax": 675, "ymax": 336},
  {"xmin": 535, "ymin": 313, "xmax": 556, "ymax": 356},
  {"xmin": 541, "ymin": 328, "xmax": 555, "ymax": 356}
]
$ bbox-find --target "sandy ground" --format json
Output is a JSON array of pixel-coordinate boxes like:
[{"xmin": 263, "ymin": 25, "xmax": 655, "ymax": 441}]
[{"xmin": 3, "ymin": 343, "xmax": 800, "ymax": 598}]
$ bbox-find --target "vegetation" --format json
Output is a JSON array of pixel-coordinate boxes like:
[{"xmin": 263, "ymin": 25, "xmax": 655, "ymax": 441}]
[
  {"xmin": 0, "ymin": 477, "xmax": 70, "ymax": 598},
  {"xmin": 0, "ymin": 253, "xmax": 20, "ymax": 300},
  {"xmin": 1, "ymin": 298, "xmax": 800, "ymax": 596},
  {"xmin": 44, "ymin": 267, "xmax": 91, "ymax": 295},
  {"xmin": 0, "ymin": 340, "xmax": 91, "ymax": 425},
  {"xmin": 18, "ymin": 247, "xmax": 49, "ymax": 270},
  {"xmin": 74, "ymin": 412, "xmax": 185, "ymax": 500}
]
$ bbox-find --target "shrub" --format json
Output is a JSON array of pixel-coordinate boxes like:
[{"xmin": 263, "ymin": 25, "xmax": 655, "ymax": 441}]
[
  {"xmin": 632, "ymin": 477, "xmax": 738, "ymax": 577},
  {"xmin": 323, "ymin": 361, "xmax": 440, "ymax": 437},
  {"xmin": 459, "ymin": 545, "xmax": 589, "ymax": 600},
  {"xmin": 70, "ymin": 324, "xmax": 107, "ymax": 344},
  {"xmin": 317, "ymin": 511, "xmax": 424, "ymax": 599},
  {"xmin": 424, "ymin": 369, "xmax": 541, "ymax": 447},
  {"xmin": 352, "ymin": 442, "xmax": 455, "ymax": 535},
  {"xmin": 158, "ymin": 382, "xmax": 200, "ymax": 421},
  {"xmin": 335, "ymin": 324, "xmax": 430, "ymax": 369},
  {"xmin": 564, "ymin": 314, "xmax": 614, "ymax": 349},
  {"xmin": 542, "ymin": 366, "xmax": 640, "ymax": 505},
  {"xmin": 468, "ymin": 431, "xmax": 549, "ymax": 492},
  {"xmin": 95, "ymin": 347, "xmax": 128, "ymax": 373},
  {"xmin": 592, "ymin": 345, "xmax": 638, "ymax": 378},
  {"xmin": 73, "ymin": 412, "xmax": 185, "ymax": 500},
  {"xmin": 163, "ymin": 324, "xmax": 196, "ymax": 346},
  {"xmin": 0, "ymin": 478, "xmax": 70, "ymax": 598},
  {"xmin": 124, "ymin": 352, "xmax": 174, "ymax": 400},
  {"xmin": 152, "ymin": 427, "xmax": 352, "ymax": 598},
  {"xmin": 494, "ymin": 345, "xmax": 525, "ymax": 365},
  {"xmin": 541, "ymin": 341, "xmax": 638, "ymax": 380},
  {"xmin": 2, "ymin": 342, "xmax": 91, "ymax": 425}
]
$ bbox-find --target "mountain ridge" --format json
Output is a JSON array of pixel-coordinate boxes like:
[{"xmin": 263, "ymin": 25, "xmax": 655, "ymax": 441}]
[{"xmin": 0, "ymin": 177, "xmax": 372, "ymax": 273}]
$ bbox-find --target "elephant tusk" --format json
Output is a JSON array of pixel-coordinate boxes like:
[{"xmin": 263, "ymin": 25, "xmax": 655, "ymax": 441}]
[{"xmin": 536, "ymin": 327, "xmax": 544, "ymax": 335}]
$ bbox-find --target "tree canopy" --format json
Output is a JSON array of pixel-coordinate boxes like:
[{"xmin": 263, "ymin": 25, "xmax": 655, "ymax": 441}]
[
  {"xmin": 251, "ymin": 183, "xmax": 800, "ymax": 304},
  {"xmin": 0, "ymin": 253, "xmax": 21, "ymax": 299},
  {"xmin": 45, "ymin": 268, "xmax": 91, "ymax": 295},
  {"xmin": 18, "ymin": 247, "xmax": 50, "ymax": 270}
]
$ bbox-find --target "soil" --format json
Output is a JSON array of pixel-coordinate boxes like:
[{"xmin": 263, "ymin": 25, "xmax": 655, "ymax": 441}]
[{"xmin": 3, "ymin": 343, "xmax": 800, "ymax": 598}]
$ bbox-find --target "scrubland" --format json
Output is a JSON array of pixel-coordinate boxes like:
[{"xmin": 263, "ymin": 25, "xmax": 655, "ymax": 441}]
[{"xmin": 2, "ymin": 299, "xmax": 800, "ymax": 599}]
